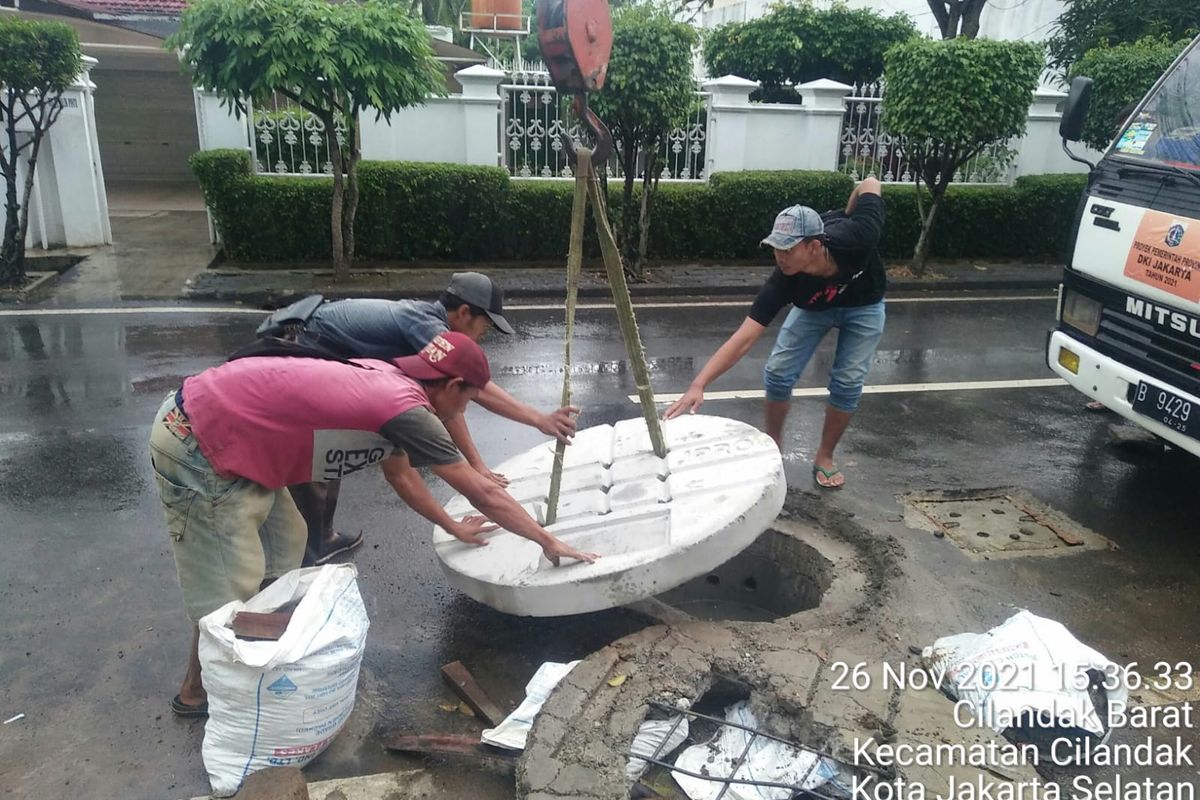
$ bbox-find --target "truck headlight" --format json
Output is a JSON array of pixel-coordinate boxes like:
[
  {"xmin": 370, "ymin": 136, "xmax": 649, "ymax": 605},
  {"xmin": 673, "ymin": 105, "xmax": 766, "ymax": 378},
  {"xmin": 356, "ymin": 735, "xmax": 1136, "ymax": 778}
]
[{"xmin": 1061, "ymin": 290, "xmax": 1102, "ymax": 337}]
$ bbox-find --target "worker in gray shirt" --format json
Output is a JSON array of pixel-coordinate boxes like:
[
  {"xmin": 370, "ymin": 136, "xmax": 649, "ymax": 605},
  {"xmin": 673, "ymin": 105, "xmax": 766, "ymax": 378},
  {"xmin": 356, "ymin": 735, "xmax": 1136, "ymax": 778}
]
[{"xmin": 257, "ymin": 272, "xmax": 578, "ymax": 565}]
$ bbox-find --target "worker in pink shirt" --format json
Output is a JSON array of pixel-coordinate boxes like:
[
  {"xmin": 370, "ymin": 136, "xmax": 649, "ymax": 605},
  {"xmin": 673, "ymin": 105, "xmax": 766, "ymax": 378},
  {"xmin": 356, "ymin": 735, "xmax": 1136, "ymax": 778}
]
[{"xmin": 149, "ymin": 332, "xmax": 598, "ymax": 718}]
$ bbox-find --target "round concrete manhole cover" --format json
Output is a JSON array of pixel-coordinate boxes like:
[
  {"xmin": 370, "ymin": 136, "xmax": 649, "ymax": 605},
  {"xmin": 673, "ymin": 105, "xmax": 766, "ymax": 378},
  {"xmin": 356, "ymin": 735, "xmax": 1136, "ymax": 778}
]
[{"xmin": 433, "ymin": 415, "xmax": 786, "ymax": 616}]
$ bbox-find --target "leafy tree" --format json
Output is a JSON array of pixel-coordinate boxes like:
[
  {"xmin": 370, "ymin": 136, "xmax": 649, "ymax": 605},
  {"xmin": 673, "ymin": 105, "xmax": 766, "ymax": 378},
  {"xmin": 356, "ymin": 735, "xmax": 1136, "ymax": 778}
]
[
  {"xmin": 169, "ymin": 0, "xmax": 445, "ymax": 278},
  {"xmin": 0, "ymin": 17, "xmax": 82, "ymax": 288},
  {"xmin": 1070, "ymin": 37, "xmax": 1190, "ymax": 151},
  {"xmin": 925, "ymin": 0, "xmax": 987, "ymax": 40},
  {"xmin": 703, "ymin": 3, "xmax": 916, "ymax": 102},
  {"xmin": 1047, "ymin": 0, "xmax": 1196, "ymax": 74},
  {"xmin": 591, "ymin": 5, "xmax": 696, "ymax": 279},
  {"xmin": 883, "ymin": 37, "xmax": 1042, "ymax": 273}
]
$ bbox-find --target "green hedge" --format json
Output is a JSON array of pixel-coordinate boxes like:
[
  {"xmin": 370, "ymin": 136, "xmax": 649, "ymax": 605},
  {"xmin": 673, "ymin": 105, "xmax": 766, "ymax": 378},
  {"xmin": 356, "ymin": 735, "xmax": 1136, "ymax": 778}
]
[
  {"xmin": 192, "ymin": 149, "xmax": 1086, "ymax": 264},
  {"xmin": 875, "ymin": 173, "xmax": 1088, "ymax": 260}
]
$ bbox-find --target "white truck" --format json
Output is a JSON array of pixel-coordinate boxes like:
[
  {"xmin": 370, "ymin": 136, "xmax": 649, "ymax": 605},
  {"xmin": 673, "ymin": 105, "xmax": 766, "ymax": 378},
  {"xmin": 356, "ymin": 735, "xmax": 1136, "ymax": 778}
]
[{"xmin": 1049, "ymin": 34, "xmax": 1200, "ymax": 457}]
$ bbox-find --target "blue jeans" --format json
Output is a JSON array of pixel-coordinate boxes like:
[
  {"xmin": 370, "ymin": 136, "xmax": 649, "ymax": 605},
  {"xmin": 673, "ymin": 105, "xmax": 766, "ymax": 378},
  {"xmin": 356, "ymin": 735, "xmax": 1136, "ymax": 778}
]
[{"xmin": 763, "ymin": 301, "xmax": 886, "ymax": 411}]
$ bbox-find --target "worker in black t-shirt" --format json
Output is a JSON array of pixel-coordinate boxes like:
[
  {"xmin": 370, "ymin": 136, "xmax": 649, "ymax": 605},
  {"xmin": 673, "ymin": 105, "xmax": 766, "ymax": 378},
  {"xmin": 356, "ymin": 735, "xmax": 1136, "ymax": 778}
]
[{"xmin": 665, "ymin": 178, "xmax": 886, "ymax": 489}]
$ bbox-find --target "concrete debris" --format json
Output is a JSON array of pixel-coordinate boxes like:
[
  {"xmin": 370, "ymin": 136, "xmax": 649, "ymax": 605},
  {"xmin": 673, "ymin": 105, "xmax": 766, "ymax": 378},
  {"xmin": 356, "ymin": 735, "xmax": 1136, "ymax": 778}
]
[{"xmin": 235, "ymin": 766, "xmax": 308, "ymax": 800}]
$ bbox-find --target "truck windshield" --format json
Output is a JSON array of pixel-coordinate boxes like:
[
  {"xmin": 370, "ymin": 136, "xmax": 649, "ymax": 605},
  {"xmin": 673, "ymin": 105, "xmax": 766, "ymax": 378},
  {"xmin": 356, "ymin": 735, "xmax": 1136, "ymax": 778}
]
[{"xmin": 1110, "ymin": 38, "xmax": 1200, "ymax": 172}]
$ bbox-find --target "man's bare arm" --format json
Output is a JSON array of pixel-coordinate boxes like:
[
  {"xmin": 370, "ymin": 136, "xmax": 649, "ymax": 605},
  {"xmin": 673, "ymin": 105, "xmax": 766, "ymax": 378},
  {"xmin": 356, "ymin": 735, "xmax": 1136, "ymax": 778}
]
[
  {"xmin": 431, "ymin": 460, "xmax": 598, "ymax": 565},
  {"xmin": 845, "ymin": 177, "xmax": 882, "ymax": 214},
  {"xmin": 380, "ymin": 454, "xmax": 493, "ymax": 544},
  {"xmin": 664, "ymin": 317, "xmax": 767, "ymax": 419},
  {"xmin": 474, "ymin": 381, "xmax": 578, "ymax": 443},
  {"xmin": 440, "ymin": 413, "xmax": 507, "ymax": 486}
]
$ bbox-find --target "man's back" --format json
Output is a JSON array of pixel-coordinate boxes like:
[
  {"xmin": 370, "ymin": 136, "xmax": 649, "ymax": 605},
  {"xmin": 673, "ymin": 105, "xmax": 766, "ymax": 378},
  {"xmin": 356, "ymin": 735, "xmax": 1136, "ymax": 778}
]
[
  {"xmin": 307, "ymin": 299, "xmax": 448, "ymax": 360},
  {"xmin": 183, "ymin": 357, "xmax": 432, "ymax": 489}
]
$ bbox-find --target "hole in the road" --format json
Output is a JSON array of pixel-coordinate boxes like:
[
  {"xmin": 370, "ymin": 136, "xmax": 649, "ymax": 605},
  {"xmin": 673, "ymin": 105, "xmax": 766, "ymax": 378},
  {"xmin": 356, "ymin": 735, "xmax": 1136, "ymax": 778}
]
[
  {"xmin": 655, "ymin": 530, "xmax": 831, "ymax": 622},
  {"xmin": 633, "ymin": 673, "xmax": 873, "ymax": 796}
]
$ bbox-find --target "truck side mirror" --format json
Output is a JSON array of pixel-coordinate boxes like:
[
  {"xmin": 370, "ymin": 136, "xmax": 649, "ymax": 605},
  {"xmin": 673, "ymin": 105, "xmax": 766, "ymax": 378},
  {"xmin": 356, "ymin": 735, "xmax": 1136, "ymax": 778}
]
[{"xmin": 1060, "ymin": 76, "xmax": 1093, "ymax": 142}]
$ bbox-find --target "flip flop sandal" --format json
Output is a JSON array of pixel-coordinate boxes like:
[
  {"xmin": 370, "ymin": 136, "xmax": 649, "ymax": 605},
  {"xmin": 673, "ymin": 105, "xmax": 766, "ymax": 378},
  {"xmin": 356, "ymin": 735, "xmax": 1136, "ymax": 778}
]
[
  {"xmin": 812, "ymin": 465, "xmax": 844, "ymax": 490},
  {"xmin": 313, "ymin": 531, "xmax": 365, "ymax": 565},
  {"xmin": 170, "ymin": 694, "xmax": 208, "ymax": 718}
]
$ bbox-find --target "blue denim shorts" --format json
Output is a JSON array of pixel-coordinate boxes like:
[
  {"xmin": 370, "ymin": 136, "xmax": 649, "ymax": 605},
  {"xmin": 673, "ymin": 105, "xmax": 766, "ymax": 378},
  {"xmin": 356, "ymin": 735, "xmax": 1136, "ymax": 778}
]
[{"xmin": 763, "ymin": 301, "xmax": 886, "ymax": 411}]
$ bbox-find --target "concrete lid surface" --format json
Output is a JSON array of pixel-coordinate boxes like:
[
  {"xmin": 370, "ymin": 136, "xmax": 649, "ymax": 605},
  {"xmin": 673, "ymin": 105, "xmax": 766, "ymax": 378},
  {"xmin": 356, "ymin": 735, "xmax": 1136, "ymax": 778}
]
[{"xmin": 434, "ymin": 415, "xmax": 786, "ymax": 616}]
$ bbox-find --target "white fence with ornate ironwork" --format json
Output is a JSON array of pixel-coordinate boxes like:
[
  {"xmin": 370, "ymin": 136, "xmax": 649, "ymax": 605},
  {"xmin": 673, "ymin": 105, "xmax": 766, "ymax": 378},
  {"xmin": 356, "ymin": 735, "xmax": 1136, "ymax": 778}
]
[
  {"xmin": 501, "ymin": 71, "xmax": 708, "ymax": 181},
  {"xmin": 193, "ymin": 68, "xmax": 1101, "ymax": 198},
  {"xmin": 839, "ymin": 81, "xmax": 1016, "ymax": 184},
  {"xmin": 249, "ymin": 96, "xmax": 346, "ymax": 176}
]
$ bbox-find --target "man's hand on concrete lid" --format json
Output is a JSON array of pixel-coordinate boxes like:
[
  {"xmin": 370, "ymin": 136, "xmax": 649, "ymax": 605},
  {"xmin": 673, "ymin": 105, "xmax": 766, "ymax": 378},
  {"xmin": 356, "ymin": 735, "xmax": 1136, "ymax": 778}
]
[
  {"xmin": 664, "ymin": 385, "xmax": 704, "ymax": 420},
  {"xmin": 475, "ymin": 464, "xmax": 510, "ymax": 487},
  {"xmin": 449, "ymin": 514, "xmax": 498, "ymax": 546},
  {"xmin": 542, "ymin": 537, "xmax": 599, "ymax": 566},
  {"xmin": 539, "ymin": 406, "xmax": 580, "ymax": 443}
]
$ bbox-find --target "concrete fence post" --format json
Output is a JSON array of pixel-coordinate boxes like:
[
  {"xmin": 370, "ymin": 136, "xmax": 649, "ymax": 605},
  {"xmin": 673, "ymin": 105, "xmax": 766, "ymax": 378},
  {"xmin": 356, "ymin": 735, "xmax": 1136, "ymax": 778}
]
[
  {"xmin": 23, "ymin": 55, "xmax": 111, "ymax": 250},
  {"xmin": 796, "ymin": 79, "xmax": 852, "ymax": 172},
  {"xmin": 702, "ymin": 75, "xmax": 758, "ymax": 175},
  {"xmin": 1011, "ymin": 88, "xmax": 1104, "ymax": 178},
  {"xmin": 455, "ymin": 65, "xmax": 506, "ymax": 167},
  {"xmin": 193, "ymin": 88, "xmax": 252, "ymax": 153},
  {"xmin": 192, "ymin": 88, "xmax": 251, "ymax": 242}
]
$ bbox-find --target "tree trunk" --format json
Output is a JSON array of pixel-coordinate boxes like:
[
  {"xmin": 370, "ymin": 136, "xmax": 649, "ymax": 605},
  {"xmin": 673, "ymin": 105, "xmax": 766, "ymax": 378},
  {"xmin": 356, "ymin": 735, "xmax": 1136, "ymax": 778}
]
[
  {"xmin": 632, "ymin": 151, "xmax": 660, "ymax": 283},
  {"xmin": 960, "ymin": 0, "xmax": 986, "ymax": 38},
  {"xmin": 1, "ymin": 90, "xmax": 24, "ymax": 287},
  {"xmin": 618, "ymin": 143, "xmax": 638, "ymax": 270},
  {"xmin": 911, "ymin": 179, "xmax": 948, "ymax": 276},
  {"xmin": 324, "ymin": 110, "xmax": 347, "ymax": 280},
  {"xmin": 926, "ymin": 0, "xmax": 986, "ymax": 39},
  {"xmin": 343, "ymin": 114, "xmax": 361, "ymax": 271},
  {"xmin": 911, "ymin": 197, "xmax": 938, "ymax": 275},
  {"xmin": 1, "ymin": 167, "xmax": 20, "ymax": 288},
  {"xmin": 945, "ymin": 5, "xmax": 961, "ymax": 38},
  {"xmin": 16, "ymin": 126, "xmax": 46, "ymax": 275}
]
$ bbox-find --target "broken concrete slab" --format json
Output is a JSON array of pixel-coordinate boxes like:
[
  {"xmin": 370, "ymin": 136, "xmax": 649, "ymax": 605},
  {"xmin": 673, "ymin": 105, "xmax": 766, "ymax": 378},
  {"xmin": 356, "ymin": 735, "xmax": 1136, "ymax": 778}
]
[
  {"xmin": 236, "ymin": 767, "xmax": 308, "ymax": 800},
  {"xmin": 510, "ymin": 500, "xmax": 910, "ymax": 799},
  {"xmin": 890, "ymin": 685, "xmax": 1041, "ymax": 783},
  {"xmin": 434, "ymin": 415, "xmax": 785, "ymax": 616},
  {"xmin": 186, "ymin": 769, "xmax": 439, "ymax": 800}
]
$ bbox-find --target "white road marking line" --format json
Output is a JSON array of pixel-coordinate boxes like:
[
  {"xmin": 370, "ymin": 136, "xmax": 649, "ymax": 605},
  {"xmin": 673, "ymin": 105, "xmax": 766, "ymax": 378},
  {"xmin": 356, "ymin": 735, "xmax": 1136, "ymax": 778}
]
[
  {"xmin": 0, "ymin": 294, "xmax": 1054, "ymax": 317},
  {"xmin": 638, "ymin": 378, "xmax": 1068, "ymax": 403},
  {"xmin": 509, "ymin": 294, "xmax": 1054, "ymax": 310},
  {"xmin": 0, "ymin": 306, "xmax": 266, "ymax": 317}
]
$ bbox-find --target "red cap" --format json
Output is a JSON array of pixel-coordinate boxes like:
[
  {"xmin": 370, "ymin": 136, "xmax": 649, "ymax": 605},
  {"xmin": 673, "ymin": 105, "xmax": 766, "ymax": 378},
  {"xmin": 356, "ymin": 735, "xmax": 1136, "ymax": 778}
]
[{"xmin": 394, "ymin": 332, "xmax": 491, "ymax": 388}]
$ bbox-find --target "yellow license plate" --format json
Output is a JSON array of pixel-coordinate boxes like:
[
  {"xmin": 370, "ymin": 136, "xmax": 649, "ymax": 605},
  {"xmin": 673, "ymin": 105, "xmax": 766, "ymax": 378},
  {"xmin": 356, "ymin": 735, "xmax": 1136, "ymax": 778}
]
[{"xmin": 1058, "ymin": 347, "xmax": 1080, "ymax": 374}]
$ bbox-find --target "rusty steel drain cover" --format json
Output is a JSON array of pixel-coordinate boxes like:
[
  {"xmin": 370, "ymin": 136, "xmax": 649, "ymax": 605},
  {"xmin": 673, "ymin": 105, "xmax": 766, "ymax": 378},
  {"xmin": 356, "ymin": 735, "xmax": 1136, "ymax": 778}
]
[{"xmin": 904, "ymin": 489, "xmax": 1109, "ymax": 559}]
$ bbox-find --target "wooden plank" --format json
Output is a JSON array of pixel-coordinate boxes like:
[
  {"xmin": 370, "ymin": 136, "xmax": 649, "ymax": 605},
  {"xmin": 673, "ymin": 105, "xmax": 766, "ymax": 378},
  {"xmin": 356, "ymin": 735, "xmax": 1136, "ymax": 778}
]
[
  {"xmin": 230, "ymin": 610, "xmax": 294, "ymax": 641},
  {"xmin": 385, "ymin": 734, "xmax": 518, "ymax": 764},
  {"xmin": 440, "ymin": 660, "xmax": 507, "ymax": 727}
]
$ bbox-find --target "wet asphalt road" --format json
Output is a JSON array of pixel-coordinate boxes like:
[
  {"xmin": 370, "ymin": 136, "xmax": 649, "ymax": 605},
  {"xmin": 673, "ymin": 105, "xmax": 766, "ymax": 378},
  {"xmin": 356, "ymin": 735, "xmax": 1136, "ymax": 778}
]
[{"xmin": 2, "ymin": 293, "xmax": 1199, "ymax": 799}]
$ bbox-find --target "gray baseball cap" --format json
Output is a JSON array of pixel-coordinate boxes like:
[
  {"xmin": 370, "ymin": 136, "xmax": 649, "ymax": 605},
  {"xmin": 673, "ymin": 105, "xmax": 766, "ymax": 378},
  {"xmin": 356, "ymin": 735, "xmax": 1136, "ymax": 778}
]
[
  {"xmin": 445, "ymin": 272, "xmax": 514, "ymax": 335},
  {"xmin": 761, "ymin": 205, "xmax": 825, "ymax": 250}
]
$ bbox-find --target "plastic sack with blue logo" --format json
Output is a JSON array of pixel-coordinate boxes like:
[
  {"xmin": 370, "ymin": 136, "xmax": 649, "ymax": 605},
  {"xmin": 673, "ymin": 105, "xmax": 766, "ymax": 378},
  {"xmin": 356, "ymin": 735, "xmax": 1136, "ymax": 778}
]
[{"xmin": 198, "ymin": 564, "xmax": 369, "ymax": 796}]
